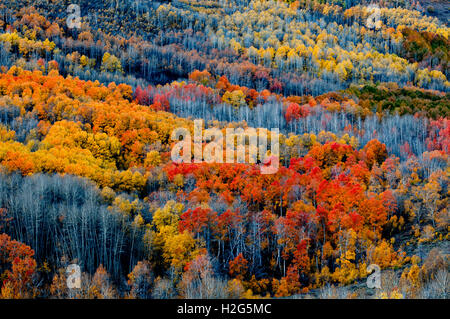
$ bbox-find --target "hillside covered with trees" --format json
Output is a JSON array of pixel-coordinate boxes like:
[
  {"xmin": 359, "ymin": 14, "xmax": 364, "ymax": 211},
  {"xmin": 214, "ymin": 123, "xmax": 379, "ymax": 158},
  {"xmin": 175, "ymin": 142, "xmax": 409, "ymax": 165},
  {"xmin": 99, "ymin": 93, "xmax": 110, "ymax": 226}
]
[{"xmin": 0, "ymin": 0, "xmax": 448, "ymax": 299}]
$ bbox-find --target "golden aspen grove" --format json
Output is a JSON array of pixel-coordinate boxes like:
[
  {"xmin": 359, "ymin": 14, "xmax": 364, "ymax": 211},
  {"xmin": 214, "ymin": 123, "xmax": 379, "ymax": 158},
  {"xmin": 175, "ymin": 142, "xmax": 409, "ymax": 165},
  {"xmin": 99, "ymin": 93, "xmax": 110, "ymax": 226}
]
[{"xmin": 0, "ymin": 0, "xmax": 448, "ymax": 301}]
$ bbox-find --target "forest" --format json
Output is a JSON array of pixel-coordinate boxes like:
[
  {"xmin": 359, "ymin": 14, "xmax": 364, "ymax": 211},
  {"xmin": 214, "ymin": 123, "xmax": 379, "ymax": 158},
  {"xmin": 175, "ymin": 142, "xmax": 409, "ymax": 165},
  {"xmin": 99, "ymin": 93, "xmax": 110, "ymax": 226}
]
[{"xmin": 0, "ymin": 0, "xmax": 448, "ymax": 299}]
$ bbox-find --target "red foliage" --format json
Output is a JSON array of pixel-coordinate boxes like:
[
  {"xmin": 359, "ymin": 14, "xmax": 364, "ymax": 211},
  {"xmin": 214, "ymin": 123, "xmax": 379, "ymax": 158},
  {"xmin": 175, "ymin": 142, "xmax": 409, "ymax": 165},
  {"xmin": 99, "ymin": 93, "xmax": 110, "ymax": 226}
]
[
  {"xmin": 229, "ymin": 253, "xmax": 248, "ymax": 280},
  {"xmin": 179, "ymin": 207, "xmax": 217, "ymax": 237},
  {"xmin": 285, "ymin": 102, "xmax": 310, "ymax": 122}
]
